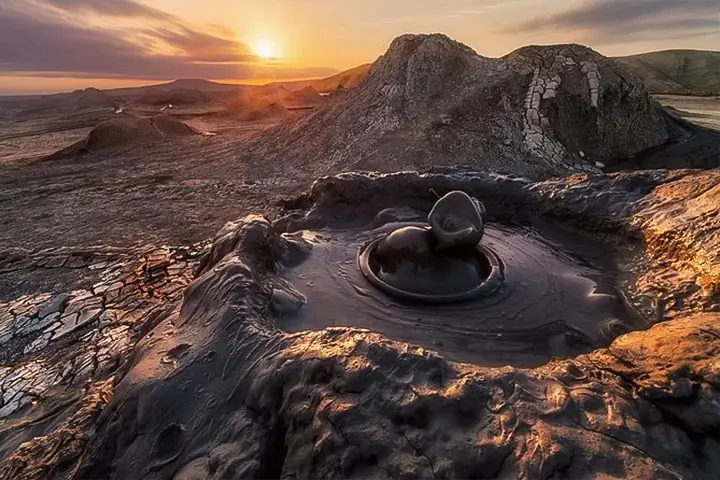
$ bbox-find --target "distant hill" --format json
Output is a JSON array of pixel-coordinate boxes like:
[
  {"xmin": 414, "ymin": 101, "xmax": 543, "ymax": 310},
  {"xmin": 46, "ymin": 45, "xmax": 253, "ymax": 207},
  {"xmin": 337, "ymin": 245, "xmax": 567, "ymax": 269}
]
[
  {"xmin": 270, "ymin": 64, "xmax": 372, "ymax": 93},
  {"xmin": 156, "ymin": 79, "xmax": 239, "ymax": 93},
  {"xmin": 134, "ymin": 88, "xmax": 213, "ymax": 106},
  {"xmin": 308, "ymin": 64, "xmax": 372, "ymax": 92},
  {"xmin": 614, "ymin": 50, "xmax": 720, "ymax": 96},
  {"xmin": 6, "ymin": 49, "xmax": 718, "ymax": 104},
  {"xmin": 106, "ymin": 79, "xmax": 238, "ymax": 97},
  {"xmin": 65, "ymin": 87, "xmax": 121, "ymax": 108}
]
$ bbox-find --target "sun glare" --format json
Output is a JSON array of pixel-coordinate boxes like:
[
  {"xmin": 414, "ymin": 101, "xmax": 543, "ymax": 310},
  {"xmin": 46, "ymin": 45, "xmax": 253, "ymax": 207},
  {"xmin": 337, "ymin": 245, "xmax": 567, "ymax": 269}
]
[{"xmin": 251, "ymin": 38, "xmax": 279, "ymax": 59}]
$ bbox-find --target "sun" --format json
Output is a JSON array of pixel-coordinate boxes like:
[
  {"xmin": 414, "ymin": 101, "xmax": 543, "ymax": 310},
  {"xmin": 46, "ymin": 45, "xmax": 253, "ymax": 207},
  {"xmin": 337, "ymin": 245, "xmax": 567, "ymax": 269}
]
[{"xmin": 251, "ymin": 38, "xmax": 279, "ymax": 59}]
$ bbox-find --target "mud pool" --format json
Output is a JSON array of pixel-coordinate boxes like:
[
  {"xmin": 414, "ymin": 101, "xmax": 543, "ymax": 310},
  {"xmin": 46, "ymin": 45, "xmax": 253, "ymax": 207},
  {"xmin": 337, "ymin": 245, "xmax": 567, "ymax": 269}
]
[{"xmin": 275, "ymin": 222, "xmax": 648, "ymax": 367}]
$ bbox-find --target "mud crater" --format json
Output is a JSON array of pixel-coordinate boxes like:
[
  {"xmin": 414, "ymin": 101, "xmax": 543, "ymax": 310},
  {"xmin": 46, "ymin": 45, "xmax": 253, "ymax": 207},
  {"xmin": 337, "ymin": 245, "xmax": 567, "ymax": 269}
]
[{"xmin": 274, "ymin": 211, "xmax": 648, "ymax": 367}]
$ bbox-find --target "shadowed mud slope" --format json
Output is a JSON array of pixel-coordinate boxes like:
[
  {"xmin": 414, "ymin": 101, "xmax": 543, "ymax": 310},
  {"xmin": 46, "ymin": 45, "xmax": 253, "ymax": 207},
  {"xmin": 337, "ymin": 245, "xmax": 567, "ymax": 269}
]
[
  {"xmin": 603, "ymin": 109, "xmax": 720, "ymax": 172},
  {"xmin": 2, "ymin": 168, "xmax": 716, "ymax": 479}
]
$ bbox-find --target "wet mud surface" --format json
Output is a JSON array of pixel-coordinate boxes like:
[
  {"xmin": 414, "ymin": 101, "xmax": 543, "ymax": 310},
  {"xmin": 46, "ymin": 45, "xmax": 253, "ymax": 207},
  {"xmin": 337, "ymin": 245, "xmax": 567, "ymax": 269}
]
[{"xmin": 277, "ymin": 221, "xmax": 646, "ymax": 367}]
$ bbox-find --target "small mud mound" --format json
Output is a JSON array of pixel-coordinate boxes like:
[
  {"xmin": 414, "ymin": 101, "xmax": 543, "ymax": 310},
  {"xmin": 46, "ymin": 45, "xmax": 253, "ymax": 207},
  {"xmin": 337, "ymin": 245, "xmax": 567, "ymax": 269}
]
[
  {"xmin": 65, "ymin": 87, "xmax": 121, "ymax": 109},
  {"xmin": 241, "ymin": 102, "xmax": 288, "ymax": 121},
  {"xmin": 296, "ymin": 86, "xmax": 323, "ymax": 104},
  {"xmin": 222, "ymin": 87, "xmax": 292, "ymax": 121},
  {"xmin": 227, "ymin": 86, "xmax": 294, "ymax": 110},
  {"xmin": 225, "ymin": 85, "xmax": 313, "ymax": 117},
  {"xmin": 48, "ymin": 114, "xmax": 206, "ymax": 157},
  {"xmin": 307, "ymin": 63, "xmax": 371, "ymax": 92},
  {"xmin": 146, "ymin": 114, "xmax": 204, "ymax": 137}
]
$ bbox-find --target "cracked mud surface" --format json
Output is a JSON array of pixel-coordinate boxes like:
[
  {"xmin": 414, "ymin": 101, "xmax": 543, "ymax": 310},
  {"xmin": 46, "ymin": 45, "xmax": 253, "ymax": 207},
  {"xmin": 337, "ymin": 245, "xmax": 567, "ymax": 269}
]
[
  {"xmin": 2, "ymin": 168, "xmax": 716, "ymax": 479},
  {"xmin": 0, "ymin": 244, "xmax": 203, "ymax": 474}
]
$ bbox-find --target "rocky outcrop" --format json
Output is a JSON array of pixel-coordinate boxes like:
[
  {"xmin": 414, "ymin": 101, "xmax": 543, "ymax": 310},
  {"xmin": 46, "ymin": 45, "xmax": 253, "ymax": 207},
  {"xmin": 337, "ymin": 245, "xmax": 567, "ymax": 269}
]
[
  {"xmin": 245, "ymin": 34, "xmax": 672, "ymax": 180},
  {"xmin": 0, "ymin": 168, "xmax": 713, "ymax": 479}
]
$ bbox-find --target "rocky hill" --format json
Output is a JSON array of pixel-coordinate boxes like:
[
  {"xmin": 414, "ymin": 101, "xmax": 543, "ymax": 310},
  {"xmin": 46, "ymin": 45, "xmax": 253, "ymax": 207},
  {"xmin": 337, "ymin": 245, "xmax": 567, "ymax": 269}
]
[
  {"xmin": 614, "ymin": 50, "xmax": 720, "ymax": 96},
  {"xmin": 242, "ymin": 34, "xmax": 673, "ymax": 180}
]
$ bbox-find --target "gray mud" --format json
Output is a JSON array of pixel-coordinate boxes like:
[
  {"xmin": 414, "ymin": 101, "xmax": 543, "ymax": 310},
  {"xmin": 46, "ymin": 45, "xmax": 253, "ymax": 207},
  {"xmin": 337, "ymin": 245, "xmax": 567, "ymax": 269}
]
[{"xmin": 277, "ymin": 221, "xmax": 647, "ymax": 367}]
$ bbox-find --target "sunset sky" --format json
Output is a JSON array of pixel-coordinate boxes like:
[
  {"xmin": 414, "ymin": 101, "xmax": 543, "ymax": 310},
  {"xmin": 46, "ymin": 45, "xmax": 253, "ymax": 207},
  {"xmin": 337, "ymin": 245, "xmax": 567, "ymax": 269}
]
[{"xmin": 0, "ymin": 0, "xmax": 718, "ymax": 94}]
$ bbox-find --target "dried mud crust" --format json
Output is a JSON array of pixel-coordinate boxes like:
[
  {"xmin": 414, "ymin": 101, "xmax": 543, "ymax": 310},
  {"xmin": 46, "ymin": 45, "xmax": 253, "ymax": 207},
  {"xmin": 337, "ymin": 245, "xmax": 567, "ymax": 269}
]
[
  {"xmin": 0, "ymin": 243, "xmax": 205, "ymax": 479},
  {"xmin": 0, "ymin": 169, "xmax": 709, "ymax": 479}
]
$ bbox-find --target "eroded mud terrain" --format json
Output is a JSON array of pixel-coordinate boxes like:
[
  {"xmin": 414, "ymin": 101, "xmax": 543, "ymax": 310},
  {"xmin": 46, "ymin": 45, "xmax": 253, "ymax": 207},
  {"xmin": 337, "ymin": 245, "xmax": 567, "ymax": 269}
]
[{"xmin": 1, "ymin": 168, "xmax": 717, "ymax": 479}]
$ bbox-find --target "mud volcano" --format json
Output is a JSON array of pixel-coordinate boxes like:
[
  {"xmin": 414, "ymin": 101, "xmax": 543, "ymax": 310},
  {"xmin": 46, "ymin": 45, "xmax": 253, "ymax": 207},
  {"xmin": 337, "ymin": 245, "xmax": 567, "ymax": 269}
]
[{"xmin": 276, "ymin": 188, "xmax": 646, "ymax": 367}]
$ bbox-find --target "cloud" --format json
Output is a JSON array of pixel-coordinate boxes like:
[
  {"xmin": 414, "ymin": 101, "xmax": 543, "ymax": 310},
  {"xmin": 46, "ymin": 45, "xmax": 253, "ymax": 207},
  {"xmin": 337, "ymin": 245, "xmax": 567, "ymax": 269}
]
[
  {"xmin": 500, "ymin": 0, "xmax": 720, "ymax": 42},
  {"xmin": 0, "ymin": 1, "xmax": 337, "ymax": 81},
  {"xmin": 43, "ymin": 0, "xmax": 173, "ymax": 20},
  {"xmin": 141, "ymin": 26, "xmax": 254, "ymax": 63}
]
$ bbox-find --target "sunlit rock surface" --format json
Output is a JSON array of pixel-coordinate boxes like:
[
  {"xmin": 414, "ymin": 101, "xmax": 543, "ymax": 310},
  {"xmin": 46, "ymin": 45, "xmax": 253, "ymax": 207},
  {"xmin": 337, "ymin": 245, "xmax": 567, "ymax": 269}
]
[{"xmin": 1, "ymin": 168, "xmax": 716, "ymax": 479}]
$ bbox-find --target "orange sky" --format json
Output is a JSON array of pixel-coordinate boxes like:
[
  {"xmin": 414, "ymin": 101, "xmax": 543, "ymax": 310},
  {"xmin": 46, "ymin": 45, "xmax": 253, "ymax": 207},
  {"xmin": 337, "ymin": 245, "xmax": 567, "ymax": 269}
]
[{"xmin": 0, "ymin": 0, "xmax": 718, "ymax": 94}]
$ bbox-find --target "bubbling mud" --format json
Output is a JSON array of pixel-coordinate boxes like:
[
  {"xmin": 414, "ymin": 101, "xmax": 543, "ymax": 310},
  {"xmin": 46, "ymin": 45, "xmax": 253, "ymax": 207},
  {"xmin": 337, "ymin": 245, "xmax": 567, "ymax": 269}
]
[
  {"xmin": 275, "ymin": 222, "xmax": 648, "ymax": 367},
  {"xmin": 358, "ymin": 225, "xmax": 503, "ymax": 303}
]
